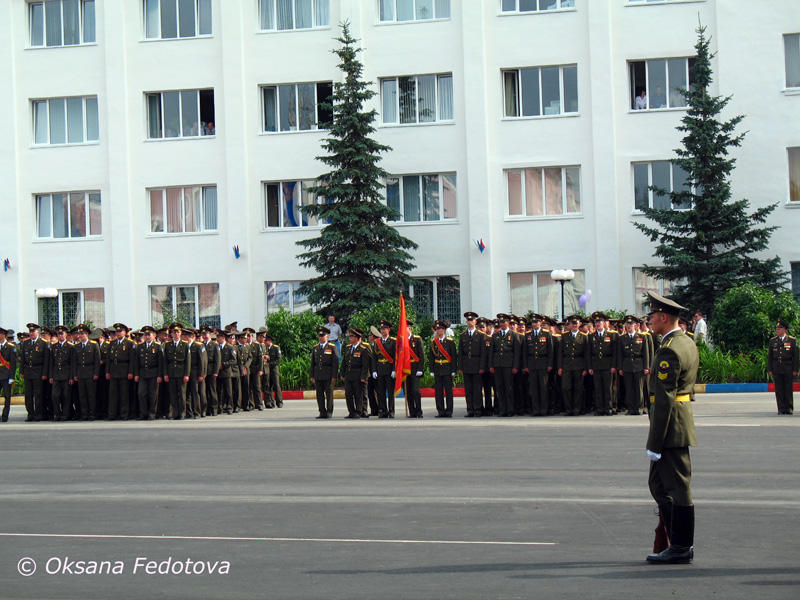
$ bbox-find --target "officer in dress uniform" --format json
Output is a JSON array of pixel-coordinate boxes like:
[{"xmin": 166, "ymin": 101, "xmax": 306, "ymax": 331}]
[
  {"xmin": 558, "ymin": 315, "xmax": 589, "ymax": 416},
  {"xmin": 366, "ymin": 328, "xmax": 380, "ymax": 415},
  {"xmin": 429, "ymin": 320, "xmax": 458, "ymax": 418},
  {"xmin": 639, "ymin": 317, "xmax": 658, "ymax": 412},
  {"xmin": 236, "ymin": 331, "xmax": 252, "ymax": 411},
  {"xmin": 20, "ymin": 323, "xmax": 50, "ymax": 422},
  {"xmin": 618, "ymin": 316, "xmax": 651, "ymax": 416},
  {"xmin": 227, "ymin": 330, "xmax": 243, "ymax": 412},
  {"xmin": 201, "ymin": 326, "xmax": 221, "ymax": 415},
  {"xmin": 216, "ymin": 330, "xmax": 236, "ymax": 414},
  {"xmin": 263, "ymin": 334, "xmax": 282, "ymax": 408},
  {"xmin": 645, "ymin": 291, "xmax": 699, "ymax": 565},
  {"xmin": 133, "ymin": 325, "xmax": 163, "ymax": 420},
  {"xmin": 404, "ymin": 319, "xmax": 425, "ymax": 418},
  {"xmin": 106, "ymin": 323, "xmax": 136, "ymax": 420},
  {"xmin": 372, "ymin": 320, "xmax": 397, "ymax": 418},
  {"xmin": 163, "ymin": 323, "xmax": 191, "ymax": 420},
  {"xmin": 339, "ymin": 328, "xmax": 371, "ymax": 419},
  {"xmin": 185, "ymin": 328, "xmax": 207, "ymax": 418},
  {"xmin": 767, "ymin": 319, "xmax": 798, "ymax": 415},
  {"xmin": 0, "ymin": 327, "xmax": 18, "ymax": 422},
  {"xmin": 490, "ymin": 314, "xmax": 521, "ymax": 417},
  {"xmin": 48, "ymin": 325, "xmax": 75, "ymax": 421},
  {"xmin": 246, "ymin": 328, "xmax": 264, "ymax": 410},
  {"xmin": 476, "ymin": 318, "xmax": 494, "ymax": 416},
  {"xmin": 522, "ymin": 313, "xmax": 554, "ymax": 417},
  {"xmin": 310, "ymin": 326, "xmax": 339, "ymax": 419},
  {"xmin": 588, "ymin": 312, "xmax": 618, "ymax": 416},
  {"xmin": 459, "ymin": 312, "xmax": 487, "ymax": 418}
]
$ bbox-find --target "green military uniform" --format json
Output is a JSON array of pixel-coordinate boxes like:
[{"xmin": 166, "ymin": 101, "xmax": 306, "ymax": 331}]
[
  {"xmin": 48, "ymin": 327, "xmax": 75, "ymax": 421},
  {"xmin": 106, "ymin": 324, "xmax": 136, "ymax": 420},
  {"xmin": 217, "ymin": 336, "xmax": 240, "ymax": 414},
  {"xmin": 404, "ymin": 325, "xmax": 425, "ymax": 418},
  {"xmin": 20, "ymin": 325, "xmax": 50, "ymax": 421},
  {"xmin": 339, "ymin": 329, "xmax": 371, "ymax": 418},
  {"xmin": 490, "ymin": 314, "xmax": 521, "ymax": 417},
  {"xmin": 186, "ymin": 336, "xmax": 208, "ymax": 418},
  {"xmin": 767, "ymin": 320, "xmax": 798, "ymax": 414},
  {"xmin": 133, "ymin": 329, "xmax": 163, "ymax": 420},
  {"xmin": 201, "ymin": 329, "xmax": 221, "ymax": 415},
  {"xmin": 163, "ymin": 327, "xmax": 191, "ymax": 420},
  {"xmin": 310, "ymin": 327, "xmax": 339, "ymax": 418},
  {"xmin": 371, "ymin": 321, "xmax": 397, "ymax": 418},
  {"xmin": 618, "ymin": 316, "xmax": 651, "ymax": 416},
  {"xmin": 0, "ymin": 330, "xmax": 17, "ymax": 422},
  {"xmin": 522, "ymin": 316, "xmax": 554, "ymax": 417},
  {"xmin": 459, "ymin": 312, "xmax": 488, "ymax": 418},
  {"xmin": 429, "ymin": 323, "xmax": 458, "ymax": 418},
  {"xmin": 587, "ymin": 313, "xmax": 617, "ymax": 416},
  {"xmin": 263, "ymin": 338, "xmax": 282, "ymax": 408},
  {"xmin": 558, "ymin": 317, "xmax": 589, "ymax": 416}
]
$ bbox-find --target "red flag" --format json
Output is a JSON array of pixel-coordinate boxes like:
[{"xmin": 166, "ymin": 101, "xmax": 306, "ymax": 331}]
[{"xmin": 394, "ymin": 295, "xmax": 411, "ymax": 395}]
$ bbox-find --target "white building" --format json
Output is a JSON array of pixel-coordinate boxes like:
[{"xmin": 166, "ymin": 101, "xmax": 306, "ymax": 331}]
[{"xmin": 1, "ymin": 0, "xmax": 799, "ymax": 329}]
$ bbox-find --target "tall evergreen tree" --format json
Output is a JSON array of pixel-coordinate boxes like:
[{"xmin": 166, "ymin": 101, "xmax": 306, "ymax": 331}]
[
  {"xmin": 635, "ymin": 25, "xmax": 787, "ymax": 316},
  {"xmin": 296, "ymin": 22, "xmax": 417, "ymax": 319}
]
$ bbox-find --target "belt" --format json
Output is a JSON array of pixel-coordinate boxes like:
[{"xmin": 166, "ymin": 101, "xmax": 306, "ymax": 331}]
[
  {"xmin": 378, "ymin": 359, "xmax": 390, "ymax": 363},
  {"xmin": 650, "ymin": 394, "xmax": 691, "ymax": 403},
  {"xmin": 435, "ymin": 359, "xmax": 451, "ymax": 364}
]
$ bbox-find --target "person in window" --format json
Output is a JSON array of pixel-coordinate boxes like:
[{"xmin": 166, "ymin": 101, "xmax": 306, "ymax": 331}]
[
  {"xmin": 652, "ymin": 86, "xmax": 667, "ymax": 109},
  {"xmin": 635, "ymin": 88, "xmax": 647, "ymax": 110},
  {"xmin": 669, "ymin": 87, "xmax": 686, "ymax": 108}
]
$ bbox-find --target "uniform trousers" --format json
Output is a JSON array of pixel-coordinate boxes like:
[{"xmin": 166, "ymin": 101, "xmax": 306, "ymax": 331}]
[
  {"xmin": 315, "ymin": 379, "xmax": 334, "ymax": 415},
  {"xmin": 108, "ymin": 377, "xmax": 130, "ymax": 419},
  {"xmin": 186, "ymin": 376, "xmax": 204, "ymax": 417},
  {"xmin": 376, "ymin": 374, "xmax": 394, "ymax": 415},
  {"xmin": 267, "ymin": 367, "xmax": 283, "ymax": 406},
  {"xmin": 217, "ymin": 377, "xmax": 233, "ymax": 411},
  {"xmin": 249, "ymin": 372, "xmax": 262, "ymax": 408},
  {"xmin": 239, "ymin": 372, "xmax": 251, "ymax": 409},
  {"xmin": 774, "ymin": 372, "xmax": 794, "ymax": 413},
  {"xmin": 205, "ymin": 376, "xmax": 218, "ymax": 414},
  {"xmin": 462, "ymin": 372, "xmax": 483, "ymax": 416},
  {"xmin": 344, "ymin": 379, "xmax": 366, "ymax": 416},
  {"xmin": 434, "ymin": 374, "xmax": 454, "ymax": 416},
  {"xmin": 561, "ymin": 369, "xmax": 583, "ymax": 416},
  {"xmin": 168, "ymin": 377, "xmax": 187, "ymax": 418},
  {"xmin": 138, "ymin": 377, "xmax": 159, "ymax": 417},
  {"xmin": 623, "ymin": 371, "xmax": 644, "ymax": 415},
  {"xmin": 649, "ymin": 447, "xmax": 693, "ymax": 507},
  {"xmin": 51, "ymin": 379, "xmax": 71, "ymax": 418},
  {"xmin": 1, "ymin": 379, "xmax": 12, "ymax": 420},
  {"xmin": 481, "ymin": 372, "xmax": 495, "ymax": 414},
  {"xmin": 367, "ymin": 377, "xmax": 379, "ymax": 415},
  {"xmin": 231, "ymin": 376, "xmax": 242, "ymax": 410},
  {"xmin": 493, "ymin": 367, "xmax": 515, "ymax": 416},
  {"xmin": 76, "ymin": 378, "xmax": 97, "ymax": 418},
  {"xmin": 405, "ymin": 374, "xmax": 422, "ymax": 417},
  {"xmin": 593, "ymin": 369, "xmax": 613, "ymax": 414},
  {"xmin": 528, "ymin": 369, "xmax": 549, "ymax": 416},
  {"xmin": 24, "ymin": 376, "xmax": 44, "ymax": 419}
]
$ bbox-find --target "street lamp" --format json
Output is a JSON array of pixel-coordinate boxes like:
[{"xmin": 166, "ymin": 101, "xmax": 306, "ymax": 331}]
[{"xmin": 550, "ymin": 269, "xmax": 575, "ymax": 320}]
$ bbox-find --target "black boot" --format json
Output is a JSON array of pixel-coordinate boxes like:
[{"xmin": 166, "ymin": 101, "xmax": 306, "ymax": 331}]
[
  {"xmin": 653, "ymin": 503, "xmax": 671, "ymax": 554},
  {"xmin": 647, "ymin": 504, "xmax": 694, "ymax": 564}
]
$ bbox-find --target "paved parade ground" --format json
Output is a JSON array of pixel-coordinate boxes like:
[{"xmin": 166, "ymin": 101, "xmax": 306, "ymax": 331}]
[{"xmin": 0, "ymin": 393, "xmax": 798, "ymax": 600}]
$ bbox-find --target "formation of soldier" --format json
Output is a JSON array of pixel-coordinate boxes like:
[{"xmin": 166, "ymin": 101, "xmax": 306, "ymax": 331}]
[{"xmin": 0, "ymin": 321, "xmax": 282, "ymax": 423}]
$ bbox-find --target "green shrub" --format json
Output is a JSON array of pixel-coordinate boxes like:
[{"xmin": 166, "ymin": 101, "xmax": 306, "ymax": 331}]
[
  {"xmin": 265, "ymin": 308, "xmax": 324, "ymax": 362},
  {"xmin": 13, "ymin": 370, "xmax": 24, "ymax": 395},
  {"xmin": 697, "ymin": 345, "xmax": 768, "ymax": 383},
  {"xmin": 279, "ymin": 355, "xmax": 312, "ymax": 390}
]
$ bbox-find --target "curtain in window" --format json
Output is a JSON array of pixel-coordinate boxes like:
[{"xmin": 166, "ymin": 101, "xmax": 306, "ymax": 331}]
[
  {"xmin": 198, "ymin": 0, "xmax": 212, "ymax": 35},
  {"xmin": 403, "ymin": 176, "xmax": 421, "ymax": 222},
  {"xmin": 49, "ymin": 98, "xmax": 66, "ymax": 144},
  {"xmin": 786, "ymin": 35, "xmax": 800, "ymax": 87},
  {"xmin": 183, "ymin": 186, "xmax": 199, "ymax": 232},
  {"xmin": 282, "ymin": 181, "xmax": 299, "ymax": 227},
  {"xmin": 438, "ymin": 76, "xmax": 453, "ymax": 120},
  {"xmin": 789, "ymin": 148, "xmax": 800, "ymax": 202},
  {"xmin": 147, "ymin": 94, "xmax": 162, "ymax": 138},
  {"xmin": 386, "ymin": 177, "xmax": 400, "ymax": 220},
  {"xmin": 53, "ymin": 193, "xmax": 69, "ymax": 238},
  {"xmin": 442, "ymin": 174, "xmax": 457, "ymax": 219},
  {"xmin": 382, "ymin": 79, "xmax": 397, "ymax": 124},
  {"xmin": 295, "ymin": 0, "xmax": 312, "ymax": 28},
  {"xmin": 422, "ymin": 174, "xmax": 439, "ymax": 221},
  {"xmin": 279, "ymin": 85, "xmax": 296, "ymax": 131},
  {"xmin": 62, "ymin": 0, "xmax": 79, "ymax": 44},
  {"xmin": 149, "ymin": 285, "xmax": 171, "ymax": 327},
  {"xmin": 166, "ymin": 187, "xmax": 183, "ymax": 232},
  {"xmin": 145, "ymin": 0, "xmax": 159, "ymax": 37},
  {"xmin": 84, "ymin": 289, "xmax": 105, "ymax": 327},
  {"xmin": 88, "ymin": 193, "xmax": 101, "ymax": 235},
  {"xmin": 198, "ymin": 284, "xmax": 221, "ymax": 328},
  {"xmin": 537, "ymin": 274, "xmax": 558, "ymax": 318},
  {"xmin": 66, "ymin": 97, "xmax": 84, "ymax": 143},
  {"xmin": 301, "ymin": 180, "xmax": 318, "ymax": 226},
  {"xmin": 31, "ymin": 3, "xmax": 45, "ymax": 46},
  {"xmin": 297, "ymin": 83, "xmax": 315, "ymax": 130},
  {"xmin": 507, "ymin": 171, "xmax": 522, "ymax": 216},
  {"xmin": 85, "ymin": 97, "xmax": 99, "ymax": 141},
  {"xmin": 543, "ymin": 168, "xmax": 562, "ymax": 215},
  {"xmin": 265, "ymin": 184, "xmax": 279, "ymax": 227},
  {"xmin": 399, "ymin": 77, "xmax": 416, "ymax": 124},
  {"xmin": 150, "ymin": 190, "xmax": 164, "ymax": 232},
  {"xmin": 435, "ymin": 0, "xmax": 450, "ymax": 18},
  {"xmin": 379, "ymin": 0, "xmax": 395, "ymax": 21},
  {"xmin": 69, "ymin": 192, "xmax": 86, "ymax": 237},
  {"xmin": 315, "ymin": 0, "xmax": 329, "ymax": 26},
  {"xmin": 417, "ymin": 75, "xmax": 436, "ymax": 123},
  {"xmin": 277, "ymin": 0, "xmax": 293, "ymax": 30},
  {"xmin": 45, "ymin": 0, "xmax": 63, "ymax": 46},
  {"xmin": 203, "ymin": 187, "xmax": 218, "ymax": 230},
  {"xmin": 263, "ymin": 87, "xmax": 277, "ymax": 131},
  {"xmin": 34, "ymin": 101, "xmax": 48, "ymax": 144},
  {"xmin": 83, "ymin": 0, "xmax": 96, "ymax": 42},
  {"xmin": 509, "ymin": 273, "xmax": 534, "ymax": 316},
  {"xmin": 260, "ymin": 0, "xmax": 274, "ymax": 29},
  {"xmin": 565, "ymin": 167, "xmax": 581, "ymax": 213},
  {"xmin": 525, "ymin": 168, "xmax": 543, "ymax": 216},
  {"xmin": 503, "ymin": 72, "xmax": 518, "ymax": 117},
  {"xmin": 37, "ymin": 195, "xmax": 52, "ymax": 237}
]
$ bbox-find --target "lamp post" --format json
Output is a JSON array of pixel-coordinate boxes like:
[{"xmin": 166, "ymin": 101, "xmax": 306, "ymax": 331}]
[{"xmin": 550, "ymin": 269, "xmax": 575, "ymax": 320}]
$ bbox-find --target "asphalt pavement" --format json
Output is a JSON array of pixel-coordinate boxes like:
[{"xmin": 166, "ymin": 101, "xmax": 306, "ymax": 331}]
[{"xmin": 0, "ymin": 393, "xmax": 798, "ymax": 600}]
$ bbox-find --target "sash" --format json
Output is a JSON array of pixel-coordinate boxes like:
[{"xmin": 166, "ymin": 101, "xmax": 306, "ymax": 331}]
[
  {"xmin": 434, "ymin": 338, "xmax": 452, "ymax": 363},
  {"xmin": 0, "ymin": 351, "xmax": 9, "ymax": 370},
  {"xmin": 408, "ymin": 339, "xmax": 420, "ymax": 363},
  {"xmin": 376, "ymin": 338, "xmax": 393, "ymax": 363}
]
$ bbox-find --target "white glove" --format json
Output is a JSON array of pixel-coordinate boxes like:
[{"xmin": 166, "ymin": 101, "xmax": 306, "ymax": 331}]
[
  {"xmin": 7, "ymin": 379, "xmax": 12, "ymax": 384},
  {"xmin": 372, "ymin": 372, "xmax": 377, "ymax": 379},
  {"xmin": 429, "ymin": 372, "xmax": 434, "ymax": 377},
  {"xmin": 647, "ymin": 450, "xmax": 662, "ymax": 462},
  {"xmin": 451, "ymin": 372, "xmax": 456, "ymax": 377},
  {"xmin": 415, "ymin": 371, "xmax": 422, "ymax": 377},
  {"xmin": 391, "ymin": 371, "xmax": 395, "ymax": 378}
]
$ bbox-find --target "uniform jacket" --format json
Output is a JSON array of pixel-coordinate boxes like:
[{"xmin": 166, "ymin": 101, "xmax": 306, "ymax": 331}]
[
  {"xmin": 558, "ymin": 331, "xmax": 589, "ymax": 372},
  {"xmin": 618, "ymin": 332, "xmax": 650, "ymax": 372},
  {"xmin": 73, "ymin": 340, "xmax": 101, "ymax": 379},
  {"xmin": 0, "ymin": 341, "xmax": 18, "ymax": 381},
  {"xmin": 49, "ymin": 341, "xmax": 75, "ymax": 381},
  {"xmin": 522, "ymin": 328, "xmax": 554, "ymax": 371},
  {"xmin": 163, "ymin": 339, "xmax": 191, "ymax": 378},
  {"xmin": 238, "ymin": 343, "xmax": 252, "ymax": 375},
  {"xmin": 429, "ymin": 336, "xmax": 458, "ymax": 375},
  {"xmin": 21, "ymin": 337, "xmax": 50, "ymax": 378},
  {"xmin": 264, "ymin": 344, "xmax": 281, "ymax": 371},
  {"xmin": 99, "ymin": 340, "xmax": 111, "ymax": 375},
  {"xmin": 249, "ymin": 342, "xmax": 264, "ymax": 374},
  {"xmin": 188, "ymin": 341, "xmax": 208, "ymax": 378},
  {"xmin": 647, "ymin": 330, "xmax": 698, "ymax": 452},
  {"xmin": 134, "ymin": 341, "xmax": 163, "ymax": 379},
  {"xmin": 310, "ymin": 342, "xmax": 339, "ymax": 381},
  {"xmin": 490, "ymin": 329, "xmax": 521, "ymax": 369},
  {"xmin": 459, "ymin": 329, "xmax": 487, "ymax": 374},
  {"xmin": 767, "ymin": 335, "xmax": 799, "ymax": 375},
  {"xmin": 371, "ymin": 337, "xmax": 396, "ymax": 375},
  {"xmin": 217, "ymin": 343, "xmax": 240, "ymax": 379},
  {"xmin": 107, "ymin": 338, "xmax": 136, "ymax": 378},
  {"xmin": 339, "ymin": 341, "xmax": 372, "ymax": 381},
  {"xmin": 588, "ymin": 329, "xmax": 618, "ymax": 372},
  {"xmin": 203, "ymin": 340, "xmax": 221, "ymax": 377},
  {"xmin": 408, "ymin": 334, "xmax": 425, "ymax": 374}
]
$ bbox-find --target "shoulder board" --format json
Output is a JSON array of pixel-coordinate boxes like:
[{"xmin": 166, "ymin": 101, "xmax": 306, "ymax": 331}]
[
  {"xmin": 274, "ymin": 345, "xmax": 280, "ymax": 349},
  {"xmin": 7, "ymin": 342, "xmax": 14, "ymax": 347},
  {"xmin": 789, "ymin": 336, "xmax": 797, "ymax": 342},
  {"xmin": 89, "ymin": 340, "xmax": 98, "ymax": 344},
  {"xmin": 446, "ymin": 336, "xmax": 454, "ymax": 341},
  {"xmin": 194, "ymin": 341, "xmax": 203, "ymax": 346}
]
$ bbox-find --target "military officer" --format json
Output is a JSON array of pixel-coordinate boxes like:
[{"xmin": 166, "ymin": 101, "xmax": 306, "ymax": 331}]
[
  {"xmin": 236, "ymin": 331, "xmax": 252, "ymax": 411},
  {"xmin": 371, "ymin": 320, "xmax": 397, "ymax": 418},
  {"xmin": 48, "ymin": 325, "xmax": 75, "ymax": 421},
  {"xmin": 310, "ymin": 326, "xmax": 339, "ymax": 419},
  {"xmin": 645, "ymin": 291, "xmax": 699, "ymax": 565},
  {"xmin": 216, "ymin": 330, "xmax": 237, "ymax": 414},
  {"xmin": 476, "ymin": 318, "xmax": 495, "ymax": 416},
  {"xmin": 246, "ymin": 328, "xmax": 264, "ymax": 410},
  {"xmin": 105, "ymin": 323, "xmax": 136, "ymax": 421},
  {"xmin": 0, "ymin": 327, "xmax": 18, "ymax": 422},
  {"xmin": 133, "ymin": 325, "xmax": 163, "ymax": 420},
  {"xmin": 588, "ymin": 312, "xmax": 618, "ymax": 416},
  {"xmin": 20, "ymin": 323, "xmax": 50, "ymax": 421},
  {"xmin": 522, "ymin": 314, "xmax": 554, "ymax": 417},
  {"xmin": 263, "ymin": 334, "xmax": 283, "ymax": 408},
  {"xmin": 201, "ymin": 326, "xmax": 221, "ymax": 415},
  {"xmin": 557, "ymin": 315, "xmax": 589, "ymax": 416},
  {"xmin": 185, "ymin": 329, "xmax": 208, "ymax": 418},
  {"xmin": 618, "ymin": 316, "xmax": 651, "ymax": 416},
  {"xmin": 404, "ymin": 319, "xmax": 425, "ymax": 418},
  {"xmin": 339, "ymin": 327, "xmax": 371, "ymax": 419},
  {"xmin": 163, "ymin": 323, "xmax": 191, "ymax": 420},
  {"xmin": 459, "ymin": 312, "xmax": 487, "ymax": 417},
  {"xmin": 767, "ymin": 319, "xmax": 798, "ymax": 415},
  {"xmin": 429, "ymin": 320, "xmax": 457, "ymax": 417},
  {"xmin": 490, "ymin": 314, "xmax": 521, "ymax": 417},
  {"xmin": 227, "ymin": 330, "xmax": 243, "ymax": 412}
]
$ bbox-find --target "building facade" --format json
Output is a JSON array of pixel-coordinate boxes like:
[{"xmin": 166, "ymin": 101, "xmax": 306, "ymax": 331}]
[{"xmin": 1, "ymin": 0, "xmax": 799, "ymax": 329}]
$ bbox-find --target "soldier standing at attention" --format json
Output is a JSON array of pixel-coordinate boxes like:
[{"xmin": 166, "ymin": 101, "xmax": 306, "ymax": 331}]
[
  {"xmin": 106, "ymin": 323, "xmax": 136, "ymax": 421},
  {"xmin": 588, "ymin": 312, "xmax": 617, "ymax": 416},
  {"xmin": 133, "ymin": 325, "xmax": 163, "ymax": 420},
  {"xmin": 20, "ymin": 323, "xmax": 49, "ymax": 422},
  {"xmin": 618, "ymin": 316, "xmax": 651, "ymax": 416},
  {"xmin": 767, "ymin": 319, "xmax": 798, "ymax": 415},
  {"xmin": 477, "ymin": 318, "xmax": 495, "ymax": 416},
  {"xmin": 459, "ymin": 312, "xmax": 487, "ymax": 418},
  {"xmin": 163, "ymin": 323, "xmax": 191, "ymax": 420},
  {"xmin": 0, "ymin": 327, "xmax": 17, "ymax": 422},
  {"xmin": 490, "ymin": 314, "xmax": 521, "ymax": 417},
  {"xmin": 246, "ymin": 328, "xmax": 264, "ymax": 410},
  {"xmin": 372, "ymin": 320, "xmax": 396, "ymax": 419},
  {"xmin": 429, "ymin": 320, "xmax": 457, "ymax": 418},
  {"xmin": 644, "ymin": 291, "xmax": 699, "ymax": 565},
  {"xmin": 557, "ymin": 316, "xmax": 589, "ymax": 416},
  {"xmin": 522, "ymin": 314, "xmax": 554, "ymax": 417},
  {"xmin": 216, "ymin": 330, "xmax": 235, "ymax": 414},
  {"xmin": 201, "ymin": 326, "xmax": 221, "ymax": 415},
  {"xmin": 339, "ymin": 327, "xmax": 371, "ymax": 419},
  {"xmin": 236, "ymin": 331, "xmax": 252, "ymax": 411},
  {"xmin": 310, "ymin": 326, "xmax": 339, "ymax": 419},
  {"xmin": 48, "ymin": 325, "xmax": 75, "ymax": 421},
  {"xmin": 263, "ymin": 334, "xmax": 283, "ymax": 408},
  {"xmin": 185, "ymin": 329, "xmax": 207, "ymax": 418},
  {"xmin": 404, "ymin": 319, "xmax": 425, "ymax": 419}
]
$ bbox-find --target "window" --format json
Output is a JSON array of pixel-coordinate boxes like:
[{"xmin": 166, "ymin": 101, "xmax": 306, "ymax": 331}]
[
  {"xmin": 509, "ymin": 271, "xmax": 585, "ymax": 319},
  {"xmin": 261, "ymin": 83, "xmax": 332, "ymax": 132},
  {"xmin": 792, "ymin": 262, "xmax": 800, "ymax": 299},
  {"xmin": 148, "ymin": 186, "xmax": 217, "ymax": 233},
  {"xmin": 633, "ymin": 268, "xmax": 681, "ymax": 316},
  {"xmin": 38, "ymin": 289, "xmax": 105, "ymax": 328},
  {"xmin": 633, "ymin": 161, "xmax": 692, "ymax": 211},
  {"xmin": 500, "ymin": 0, "xmax": 574, "ymax": 13},
  {"xmin": 264, "ymin": 180, "xmax": 327, "ymax": 228},
  {"xmin": 386, "ymin": 174, "xmax": 457, "ymax": 222},
  {"xmin": 32, "ymin": 96, "xmax": 99, "ymax": 145},
  {"xmin": 144, "ymin": 0, "xmax": 212, "ymax": 39},
  {"xmin": 503, "ymin": 65, "xmax": 578, "ymax": 117},
  {"xmin": 379, "ymin": 0, "xmax": 450, "ymax": 22},
  {"xmin": 629, "ymin": 58, "xmax": 695, "ymax": 110},
  {"xmin": 408, "ymin": 276, "xmax": 461, "ymax": 324},
  {"xmin": 146, "ymin": 89, "xmax": 215, "ymax": 139},
  {"xmin": 790, "ymin": 148, "xmax": 800, "ymax": 203},
  {"xmin": 506, "ymin": 166, "xmax": 581, "ymax": 217},
  {"xmin": 36, "ymin": 191, "xmax": 101, "ymax": 239},
  {"xmin": 150, "ymin": 284, "xmax": 220, "ymax": 328},
  {"xmin": 29, "ymin": 0, "xmax": 96, "ymax": 47},
  {"xmin": 381, "ymin": 74, "xmax": 453, "ymax": 124},
  {"xmin": 628, "ymin": 0, "xmax": 704, "ymax": 3},
  {"xmin": 786, "ymin": 34, "xmax": 800, "ymax": 89},
  {"xmin": 266, "ymin": 282, "xmax": 312, "ymax": 314},
  {"xmin": 259, "ymin": 0, "xmax": 329, "ymax": 30}
]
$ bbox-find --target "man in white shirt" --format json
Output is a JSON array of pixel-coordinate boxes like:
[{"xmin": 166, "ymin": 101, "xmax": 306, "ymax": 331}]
[{"xmin": 691, "ymin": 311, "xmax": 708, "ymax": 346}]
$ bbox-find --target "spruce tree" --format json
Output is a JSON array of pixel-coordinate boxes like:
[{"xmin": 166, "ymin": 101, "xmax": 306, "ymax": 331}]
[
  {"xmin": 635, "ymin": 25, "xmax": 787, "ymax": 316},
  {"xmin": 296, "ymin": 22, "xmax": 418, "ymax": 319}
]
